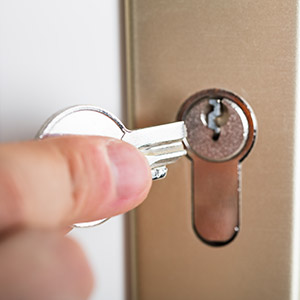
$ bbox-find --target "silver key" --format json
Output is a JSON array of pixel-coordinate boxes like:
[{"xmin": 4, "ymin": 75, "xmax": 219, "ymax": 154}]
[
  {"xmin": 37, "ymin": 105, "xmax": 187, "ymax": 180},
  {"xmin": 37, "ymin": 105, "xmax": 187, "ymax": 228}
]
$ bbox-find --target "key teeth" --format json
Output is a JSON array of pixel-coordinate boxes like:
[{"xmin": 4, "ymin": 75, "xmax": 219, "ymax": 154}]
[{"xmin": 151, "ymin": 166, "xmax": 168, "ymax": 180}]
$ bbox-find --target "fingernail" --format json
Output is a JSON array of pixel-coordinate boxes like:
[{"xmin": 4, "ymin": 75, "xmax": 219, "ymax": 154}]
[{"xmin": 107, "ymin": 140, "xmax": 151, "ymax": 201}]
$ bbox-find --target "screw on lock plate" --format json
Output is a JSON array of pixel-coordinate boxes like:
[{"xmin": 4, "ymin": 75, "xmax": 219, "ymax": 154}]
[{"xmin": 178, "ymin": 89, "xmax": 257, "ymax": 246}]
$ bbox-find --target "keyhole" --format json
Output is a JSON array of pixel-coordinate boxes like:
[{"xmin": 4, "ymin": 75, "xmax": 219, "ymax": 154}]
[{"xmin": 206, "ymin": 99, "xmax": 229, "ymax": 141}]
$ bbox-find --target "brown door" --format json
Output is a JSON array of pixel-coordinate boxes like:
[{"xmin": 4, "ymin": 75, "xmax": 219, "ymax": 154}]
[{"xmin": 125, "ymin": 1, "xmax": 299, "ymax": 299}]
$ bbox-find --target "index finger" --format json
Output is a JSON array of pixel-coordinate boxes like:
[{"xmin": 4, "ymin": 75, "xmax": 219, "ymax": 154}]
[{"xmin": 0, "ymin": 136, "xmax": 152, "ymax": 231}]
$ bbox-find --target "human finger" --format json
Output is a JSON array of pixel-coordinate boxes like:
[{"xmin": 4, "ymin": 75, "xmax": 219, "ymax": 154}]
[
  {"xmin": 0, "ymin": 136, "xmax": 152, "ymax": 231},
  {"xmin": 0, "ymin": 230, "xmax": 93, "ymax": 300}
]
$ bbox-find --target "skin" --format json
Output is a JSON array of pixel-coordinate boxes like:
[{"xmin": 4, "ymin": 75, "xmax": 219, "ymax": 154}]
[{"xmin": 0, "ymin": 136, "xmax": 152, "ymax": 300}]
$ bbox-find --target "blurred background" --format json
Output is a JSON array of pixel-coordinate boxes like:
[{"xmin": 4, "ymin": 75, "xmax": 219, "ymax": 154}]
[{"xmin": 0, "ymin": 1, "xmax": 126, "ymax": 299}]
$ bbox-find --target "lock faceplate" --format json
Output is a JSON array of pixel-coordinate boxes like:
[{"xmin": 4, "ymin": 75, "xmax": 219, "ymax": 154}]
[{"xmin": 178, "ymin": 89, "xmax": 257, "ymax": 245}]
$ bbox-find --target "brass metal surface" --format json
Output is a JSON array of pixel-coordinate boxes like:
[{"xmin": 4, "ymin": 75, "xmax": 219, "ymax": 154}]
[{"xmin": 125, "ymin": 1, "xmax": 297, "ymax": 299}]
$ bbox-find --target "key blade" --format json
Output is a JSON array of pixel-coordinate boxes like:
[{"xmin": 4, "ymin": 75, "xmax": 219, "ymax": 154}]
[
  {"xmin": 122, "ymin": 121, "xmax": 187, "ymax": 149},
  {"xmin": 147, "ymin": 148, "xmax": 187, "ymax": 168},
  {"xmin": 123, "ymin": 122, "xmax": 187, "ymax": 180},
  {"xmin": 145, "ymin": 141, "xmax": 187, "ymax": 167}
]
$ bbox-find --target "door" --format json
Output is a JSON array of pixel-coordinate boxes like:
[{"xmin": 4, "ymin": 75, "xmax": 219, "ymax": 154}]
[{"xmin": 125, "ymin": 1, "xmax": 300, "ymax": 299}]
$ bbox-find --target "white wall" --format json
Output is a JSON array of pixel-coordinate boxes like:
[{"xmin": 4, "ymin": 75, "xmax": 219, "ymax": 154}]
[{"xmin": 0, "ymin": 1, "xmax": 126, "ymax": 299}]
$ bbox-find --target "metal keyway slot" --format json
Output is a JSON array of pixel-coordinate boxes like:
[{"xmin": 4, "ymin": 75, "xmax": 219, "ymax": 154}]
[{"xmin": 178, "ymin": 89, "xmax": 257, "ymax": 246}]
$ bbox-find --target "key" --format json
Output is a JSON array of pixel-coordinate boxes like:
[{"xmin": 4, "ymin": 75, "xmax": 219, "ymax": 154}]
[
  {"xmin": 37, "ymin": 105, "xmax": 187, "ymax": 180},
  {"xmin": 37, "ymin": 105, "xmax": 187, "ymax": 228}
]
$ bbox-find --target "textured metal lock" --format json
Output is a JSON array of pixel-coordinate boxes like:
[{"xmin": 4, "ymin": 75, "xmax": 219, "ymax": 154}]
[
  {"xmin": 182, "ymin": 98, "xmax": 250, "ymax": 162},
  {"xmin": 178, "ymin": 89, "xmax": 257, "ymax": 245}
]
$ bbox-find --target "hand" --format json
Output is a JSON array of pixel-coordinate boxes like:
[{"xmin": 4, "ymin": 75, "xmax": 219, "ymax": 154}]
[{"xmin": 0, "ymin": 136, "xmax": 152, "ymax": 300}]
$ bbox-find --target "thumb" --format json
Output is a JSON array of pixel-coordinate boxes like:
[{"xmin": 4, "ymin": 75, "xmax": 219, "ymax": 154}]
[{"xmin": 0, "ymin": 136, "xmax": 152, "ymax": 231}]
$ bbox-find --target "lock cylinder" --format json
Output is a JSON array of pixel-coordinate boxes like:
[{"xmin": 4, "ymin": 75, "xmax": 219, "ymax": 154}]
[{"xmin": 178, "ymin": 89, "xmax": 257, "ymax": 246}]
